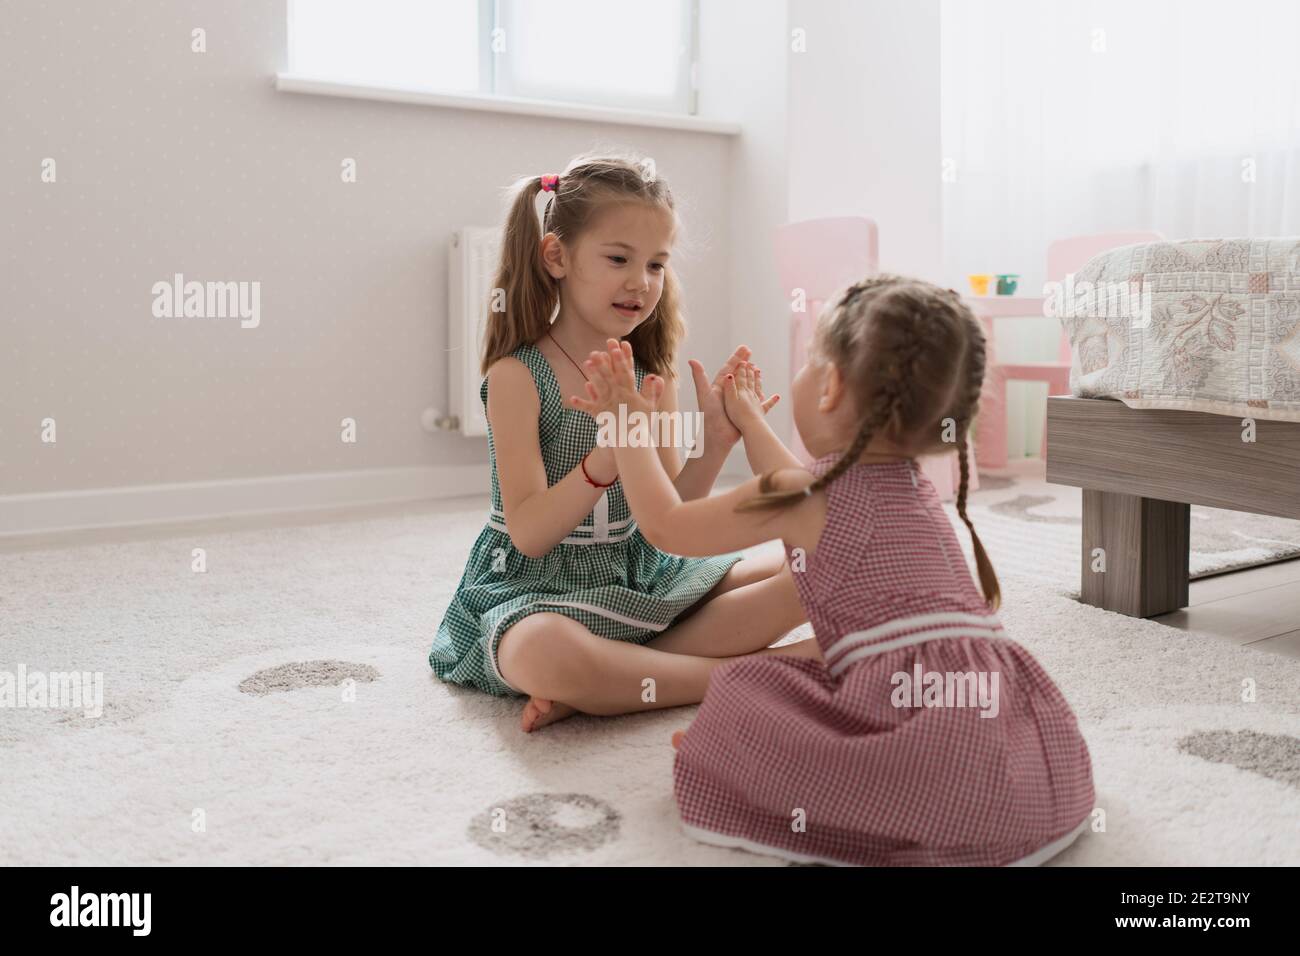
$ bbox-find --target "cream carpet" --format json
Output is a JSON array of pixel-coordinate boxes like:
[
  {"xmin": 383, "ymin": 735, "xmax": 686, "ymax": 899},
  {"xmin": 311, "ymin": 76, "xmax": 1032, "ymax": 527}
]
[
  {"xmin": 960, "ymin": 460, "xmax": 1300, "ymax": 594},
  {"xmin": 2, "ymin": 463, "xmax": 1298, "ymax": 866}
]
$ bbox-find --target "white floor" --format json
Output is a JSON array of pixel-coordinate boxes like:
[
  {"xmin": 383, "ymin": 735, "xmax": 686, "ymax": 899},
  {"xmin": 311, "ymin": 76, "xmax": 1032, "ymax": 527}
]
[{"xmin": 2, "ymin": 462, "xmax": 1298, "ymax": 865}]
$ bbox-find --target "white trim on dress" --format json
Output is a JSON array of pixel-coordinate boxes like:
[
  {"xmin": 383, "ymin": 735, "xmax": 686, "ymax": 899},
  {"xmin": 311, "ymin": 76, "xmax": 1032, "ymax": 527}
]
[
  {"xmin": 486, "ymin": 508, "xmax": 637, "ymax": 545},
  {"xmin": 592, "ymin": 490, "xmax": 611, "ymax": 543},
  {"xmin": 824, "ymin": 611, "xmax": 1008, "ymax": 677},
  {"xmin": 679, "ymin": 815, "xmax": 1090, "ymax": 868}
]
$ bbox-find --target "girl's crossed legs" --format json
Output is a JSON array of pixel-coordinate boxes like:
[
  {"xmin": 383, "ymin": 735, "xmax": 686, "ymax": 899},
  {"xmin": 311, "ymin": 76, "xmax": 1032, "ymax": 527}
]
[{"xmin": 497, "ymin": 550, "xmax": 821, "ymax": 732}]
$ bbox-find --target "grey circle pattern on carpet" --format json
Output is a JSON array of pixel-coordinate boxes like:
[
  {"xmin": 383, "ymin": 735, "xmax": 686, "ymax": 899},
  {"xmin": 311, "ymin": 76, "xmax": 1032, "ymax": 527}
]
[
  {"xmin": 989, "ymin": 494, "xmax": 1080, "ymax": 525},
  {"xmin": 469, "ymin": 792, "xmax": 621, "ymax": 859},
  {"xmin": 237, "ymin": 660, "xmax": 380, "ymax": 696},
  {"xmin": 1177, "ymin": 730, "xmax": 1300, "ymax": 788}
]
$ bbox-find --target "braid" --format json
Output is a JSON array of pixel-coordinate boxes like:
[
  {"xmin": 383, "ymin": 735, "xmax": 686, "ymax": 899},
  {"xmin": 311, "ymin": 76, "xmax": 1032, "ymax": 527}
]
[
  {"xmin": 812, "ymin": 414, "xmax": 878, "ymax": 489},
  {"xmin": 951, "ymin": 311, "xmax": 1001, "ymax": 610},
  {"xmin": 818, "ymin": 419, "xmax": 874, "ymax": 486},
  {"xmin": 737, "ymin": 354, "xmax": 914, "ymax": 515},
  {"xmin": 735, "ymin": 276, "xmax": 931, "ymax": 514},
  {"xmin": 733, "ymin": 263, "xmax": 1007, "ymax": 625},
  {"xmin": 883, "ymin": 299, "xmax": 934, "ymax": 439},
  {"xmin": 734, "ymin": 410, "xmax": 884, "ymax": 514}
]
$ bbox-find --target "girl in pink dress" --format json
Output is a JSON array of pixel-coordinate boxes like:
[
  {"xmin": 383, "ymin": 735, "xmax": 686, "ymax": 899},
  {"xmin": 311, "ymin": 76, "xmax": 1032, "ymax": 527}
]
[{"xmin": 570, "ymin": 275, "xmax": 1095, "ymax": 866}]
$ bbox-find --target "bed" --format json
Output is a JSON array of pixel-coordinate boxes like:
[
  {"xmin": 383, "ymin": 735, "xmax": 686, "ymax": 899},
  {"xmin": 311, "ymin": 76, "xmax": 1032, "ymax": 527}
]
[{"xmin": 1043, "ymin": 237, "xmax": 1300, "ymax": 617}]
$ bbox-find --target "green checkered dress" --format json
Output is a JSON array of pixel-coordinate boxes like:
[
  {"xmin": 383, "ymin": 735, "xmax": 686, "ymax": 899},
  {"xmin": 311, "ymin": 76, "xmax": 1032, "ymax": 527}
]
[{"xmin": 429, "ymin": 340, "xmax": 744, "ymax": 697}]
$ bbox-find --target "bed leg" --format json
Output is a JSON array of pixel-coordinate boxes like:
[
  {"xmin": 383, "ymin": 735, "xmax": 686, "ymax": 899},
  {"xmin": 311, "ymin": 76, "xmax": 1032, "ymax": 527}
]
[{"xmin": 1080, "ymin": 489, "xmax": 1189, "ymax": 617}]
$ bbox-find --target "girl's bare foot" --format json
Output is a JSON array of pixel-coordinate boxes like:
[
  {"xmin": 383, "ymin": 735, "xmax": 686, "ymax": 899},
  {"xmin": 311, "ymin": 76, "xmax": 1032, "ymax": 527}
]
[
  {"xmin": 521, "ymin": 696, "xmax": 579, "ymax": 733},
  {"xmin": 671, "ymin": 729, "xmax": 686, "ymax": 750}
]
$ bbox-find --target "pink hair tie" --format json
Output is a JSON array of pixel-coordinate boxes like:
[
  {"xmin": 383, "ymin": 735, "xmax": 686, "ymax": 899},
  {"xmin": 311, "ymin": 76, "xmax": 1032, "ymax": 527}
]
[{"xmin": 540, "ymin": 174, "xmax": 560, "ymax": 192}]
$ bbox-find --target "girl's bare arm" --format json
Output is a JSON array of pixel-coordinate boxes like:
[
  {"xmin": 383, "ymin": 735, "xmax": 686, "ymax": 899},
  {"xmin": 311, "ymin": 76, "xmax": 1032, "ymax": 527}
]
[
  {"xmin": 619, "ymin": 436, "xmax": 824, "ymax": 557},
  {"xmin": 487, "ymin": 357, "xmax": 620, "ymax": 559},
  {"xmin": 736, "ymin": 414, "xmax": 808, "ymax": 476},
  {"xmin": 570, "ymin": 342, "xmax": 824, "ymax": 558},
  {"xmin": 650, "ymin": 369, "xmax": 734, "ymax": 502},
  {"xmin": 728, "ymin": 363, "xmax": 808, "ymax": 475}
]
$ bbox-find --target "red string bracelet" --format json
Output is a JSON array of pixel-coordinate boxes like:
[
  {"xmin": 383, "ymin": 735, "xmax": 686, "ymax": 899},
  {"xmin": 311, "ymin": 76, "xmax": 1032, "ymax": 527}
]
[{"xmin": 581, "ymin": 451, "xmax": 616, "ymax": 489}]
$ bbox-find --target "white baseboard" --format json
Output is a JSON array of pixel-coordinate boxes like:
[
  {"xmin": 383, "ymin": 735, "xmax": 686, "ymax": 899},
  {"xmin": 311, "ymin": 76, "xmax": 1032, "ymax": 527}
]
[{"xmin": 0, "ymin": 465, "xmax": 490, "ymax": 538}]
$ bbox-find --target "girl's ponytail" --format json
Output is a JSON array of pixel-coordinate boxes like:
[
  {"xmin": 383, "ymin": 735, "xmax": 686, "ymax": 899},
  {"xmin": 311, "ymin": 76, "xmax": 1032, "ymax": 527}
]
[{"xmin": 479, "ymin": 175, "xmax": 560, "ymax": 376}]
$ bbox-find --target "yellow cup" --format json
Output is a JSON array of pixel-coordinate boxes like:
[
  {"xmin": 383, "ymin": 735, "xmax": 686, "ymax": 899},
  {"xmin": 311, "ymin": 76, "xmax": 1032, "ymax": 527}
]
[{"xmin": 968, "ymin": 274, "xmax": 992, "ymax": 296}]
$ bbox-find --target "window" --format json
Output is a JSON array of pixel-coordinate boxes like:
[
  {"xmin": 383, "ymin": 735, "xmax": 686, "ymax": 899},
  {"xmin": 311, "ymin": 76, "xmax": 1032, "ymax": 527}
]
[
  {"xmin": 287, "ymin": 0, "xmax": 698, "ymax": 115},
  {"xmin": 940, "ymin": 0, "xmax": 1300, "ymax": 293}
]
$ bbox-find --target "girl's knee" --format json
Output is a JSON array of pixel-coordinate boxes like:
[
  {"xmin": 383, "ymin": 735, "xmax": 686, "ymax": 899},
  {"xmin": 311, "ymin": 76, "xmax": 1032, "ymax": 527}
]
[
  {"xmin": 705, "ymin": 551, "xmax": 785, "ymax": 602},
  {"xmin": 497, "ymin": 615, "xmax": 592, "ymax": 697}
]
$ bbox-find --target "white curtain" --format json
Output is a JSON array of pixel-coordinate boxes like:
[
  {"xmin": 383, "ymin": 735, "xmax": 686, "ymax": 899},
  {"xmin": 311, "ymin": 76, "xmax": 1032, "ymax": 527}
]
[{"xmin": 941, "ymin": 0, "xmax": 1300, "ymax": 296}]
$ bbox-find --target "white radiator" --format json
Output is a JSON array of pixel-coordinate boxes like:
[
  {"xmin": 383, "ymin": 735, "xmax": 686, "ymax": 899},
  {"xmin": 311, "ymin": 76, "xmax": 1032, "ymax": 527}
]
[{"xmin": 448, "ymin": 227, "xmax": 503, "ymax": 438}]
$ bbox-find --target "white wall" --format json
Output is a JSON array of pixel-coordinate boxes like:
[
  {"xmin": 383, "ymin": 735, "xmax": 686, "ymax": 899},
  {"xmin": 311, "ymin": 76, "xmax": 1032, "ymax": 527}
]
[
  {"xmin": 2, "ymin": 0, "xmax": 948, "ymax": 530},
  {"xmin": 787, "ymin": 0, "xmax": 942, "ymax": 281},
  {"xmin": 0, "ymin": 0, "xmax": 736, "ymax": 505},
  {"xmin": 698, "ymin": 0, "xmax": 793, "ymax": 465},
  {"xmin": 702, "ymin": 0, "xmax": 945, "ymax": 459}
]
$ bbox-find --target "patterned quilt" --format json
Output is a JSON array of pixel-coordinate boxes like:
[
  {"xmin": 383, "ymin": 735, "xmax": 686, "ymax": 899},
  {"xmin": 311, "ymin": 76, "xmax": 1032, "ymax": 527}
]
[{"xmin": 1057, "ymin": 237, "xmax": 1300, "ymax": 421}]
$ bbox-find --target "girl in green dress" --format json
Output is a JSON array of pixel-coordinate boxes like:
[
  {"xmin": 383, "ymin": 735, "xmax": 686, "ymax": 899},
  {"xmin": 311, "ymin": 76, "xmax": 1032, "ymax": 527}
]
[{"xmin": 429, "ymin": 153, "xmax": 820, "ymax": 732}]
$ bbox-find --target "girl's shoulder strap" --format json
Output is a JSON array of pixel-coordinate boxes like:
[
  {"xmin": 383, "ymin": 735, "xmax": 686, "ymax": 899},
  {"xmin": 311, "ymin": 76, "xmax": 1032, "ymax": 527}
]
[
  {"xmin": 479, "ymin": 340, "xmax": 556, "ymax": 411},
  {"xmin": 479, "ymin": 341, "xmax": 563, "ymax": 449},
  {"xmin": 479, "ymin": 338, "xmax": 651, "ymax": 412}
]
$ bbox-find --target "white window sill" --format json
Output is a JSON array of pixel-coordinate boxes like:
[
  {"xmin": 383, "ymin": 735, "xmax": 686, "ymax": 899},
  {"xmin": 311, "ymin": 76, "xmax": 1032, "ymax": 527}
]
[{"xmin": 274, "ymin": 73, "xmax": 742, "ymax": 136}]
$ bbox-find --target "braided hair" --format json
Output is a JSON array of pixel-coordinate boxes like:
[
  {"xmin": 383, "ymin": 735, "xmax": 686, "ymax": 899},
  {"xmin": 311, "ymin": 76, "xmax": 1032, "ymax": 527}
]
[{"xmin": 736, "ymin": 274, "xmax": 1001, "ymax": 610}]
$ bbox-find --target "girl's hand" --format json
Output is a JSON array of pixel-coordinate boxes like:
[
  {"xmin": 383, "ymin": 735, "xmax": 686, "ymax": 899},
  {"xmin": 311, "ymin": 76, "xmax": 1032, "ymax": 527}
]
[
  {"xmin": 568, "ymin": 338, "xmax": 662, "ymax": 422},
  {"xmin": 722, "ymin": 361, "xmax": 779, "ymax": 435},
  {"xmin": 689, "ymin": 345, "xmax": 753, "ymax": 450}
]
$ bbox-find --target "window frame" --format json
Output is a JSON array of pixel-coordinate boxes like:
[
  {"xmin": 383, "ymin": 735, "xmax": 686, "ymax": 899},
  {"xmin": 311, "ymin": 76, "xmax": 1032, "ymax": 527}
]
[{"xmin": 286, "ymin": 0, "xmax": 701, "ymax": 117}]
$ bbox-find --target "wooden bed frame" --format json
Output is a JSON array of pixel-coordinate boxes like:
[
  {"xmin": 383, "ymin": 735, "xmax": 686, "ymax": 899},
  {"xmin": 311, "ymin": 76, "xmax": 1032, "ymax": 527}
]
[{"xmin": 1044, "ymin": 396, "xmax": 1300, "ymax": 617}]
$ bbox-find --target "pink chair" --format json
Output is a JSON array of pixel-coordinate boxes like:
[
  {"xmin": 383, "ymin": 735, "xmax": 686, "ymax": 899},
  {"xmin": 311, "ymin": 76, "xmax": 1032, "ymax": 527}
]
[
  {"xmin": 773, "ymin": 218, "xmax": 879, "ymax": 464},
  {"xmin": 972, "ymin": 231, "xmax": 1163, "ymax": 468},
  {"xmin": 773, "ymin": 217, "xmax": 977, "ymax": 500}
]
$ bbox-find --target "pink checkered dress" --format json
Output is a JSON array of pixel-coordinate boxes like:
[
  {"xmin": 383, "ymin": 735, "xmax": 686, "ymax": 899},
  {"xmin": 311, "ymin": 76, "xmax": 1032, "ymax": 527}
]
[{"xmin": 672, "ymin": 455, "xmax": 1095, "ymax": 866}]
